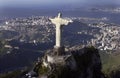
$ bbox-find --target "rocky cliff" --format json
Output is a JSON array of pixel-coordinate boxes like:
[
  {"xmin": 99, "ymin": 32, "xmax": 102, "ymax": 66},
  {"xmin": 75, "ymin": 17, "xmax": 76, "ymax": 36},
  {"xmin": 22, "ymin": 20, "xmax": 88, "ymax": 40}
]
[{"xmin": 33, "ymin": 46, "xmax": 105, "ymax": 78}]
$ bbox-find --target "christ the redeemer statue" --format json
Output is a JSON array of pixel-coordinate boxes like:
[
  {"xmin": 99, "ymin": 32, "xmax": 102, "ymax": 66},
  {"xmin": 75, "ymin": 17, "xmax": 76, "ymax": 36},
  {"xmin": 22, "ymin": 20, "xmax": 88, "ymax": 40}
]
[{"xmin": 50, "ymin": 13, "xmax": 73, "ymax": 48}]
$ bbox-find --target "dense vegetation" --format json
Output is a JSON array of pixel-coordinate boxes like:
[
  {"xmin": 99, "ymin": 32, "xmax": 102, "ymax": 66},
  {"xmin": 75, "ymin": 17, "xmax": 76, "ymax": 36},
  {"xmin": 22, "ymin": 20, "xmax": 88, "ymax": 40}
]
[
  {"xmin": 0, "ymin": 40, "xmax": 7, "ymax": 55},
  {"xmin": 0, "ymin": 69, "xmax": 29, "ymax": 78},
  {"xmin": 100, "ymin": 52, "xmax": 120, "ymax": 78},
  {"xmin": 0, "ymin": 70, "xmax": 22, "ymax": 78}
]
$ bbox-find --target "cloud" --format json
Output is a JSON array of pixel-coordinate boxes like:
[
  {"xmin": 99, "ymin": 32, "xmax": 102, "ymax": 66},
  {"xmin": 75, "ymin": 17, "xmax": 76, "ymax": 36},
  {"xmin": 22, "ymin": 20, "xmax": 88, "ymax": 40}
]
[{"xmin": 0, "ymin": 0, "xmax": 119, "ymax": 7}]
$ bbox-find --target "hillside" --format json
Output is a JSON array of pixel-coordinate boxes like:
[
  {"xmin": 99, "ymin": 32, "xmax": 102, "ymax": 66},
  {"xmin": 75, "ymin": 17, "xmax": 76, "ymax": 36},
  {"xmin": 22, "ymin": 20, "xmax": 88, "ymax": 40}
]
[
  {"xmin": 32, "ymin": 46, "xmax": 105, "ymax": 78},
  {"xmin": 100, "ymin": 52, "xmax": 120, "ymax": 78}
]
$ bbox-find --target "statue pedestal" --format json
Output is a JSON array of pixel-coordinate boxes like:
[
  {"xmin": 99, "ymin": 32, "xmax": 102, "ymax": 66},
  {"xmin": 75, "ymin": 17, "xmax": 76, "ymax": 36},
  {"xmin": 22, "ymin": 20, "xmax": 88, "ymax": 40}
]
[{"xmin": 54, "ymin": 46, "xmax": 65, "ymax": 56}]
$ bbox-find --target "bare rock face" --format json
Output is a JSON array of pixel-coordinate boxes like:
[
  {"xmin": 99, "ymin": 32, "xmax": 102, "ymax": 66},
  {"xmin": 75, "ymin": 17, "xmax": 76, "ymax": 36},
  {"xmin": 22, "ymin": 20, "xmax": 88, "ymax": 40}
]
[
  {"xmin": 34, "ymin": 46, "xmax": 105, "ymax": 78},
  {"xmin": 71, "ymin": 47, "xmax": 105, "ymax": 78}
]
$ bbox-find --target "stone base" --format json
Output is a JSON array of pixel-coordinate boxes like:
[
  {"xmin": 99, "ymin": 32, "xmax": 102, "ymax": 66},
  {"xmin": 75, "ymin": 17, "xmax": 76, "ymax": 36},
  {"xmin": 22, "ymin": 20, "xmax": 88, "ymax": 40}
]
[{"xmin": 54, "ymin": 46, "xmax": 65, "ymax": 56}]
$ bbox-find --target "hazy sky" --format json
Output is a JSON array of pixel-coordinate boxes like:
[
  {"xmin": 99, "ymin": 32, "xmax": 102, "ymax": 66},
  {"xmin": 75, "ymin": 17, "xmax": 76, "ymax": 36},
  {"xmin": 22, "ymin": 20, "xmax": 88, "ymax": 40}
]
[{"xmin": 0, "ymin": 0, "xmax": 120, "ymax": 7}]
